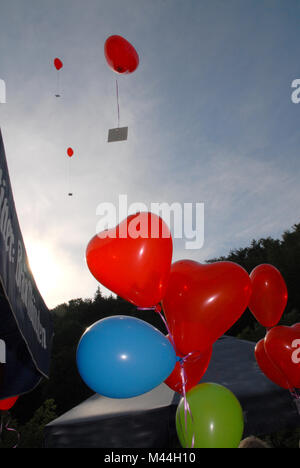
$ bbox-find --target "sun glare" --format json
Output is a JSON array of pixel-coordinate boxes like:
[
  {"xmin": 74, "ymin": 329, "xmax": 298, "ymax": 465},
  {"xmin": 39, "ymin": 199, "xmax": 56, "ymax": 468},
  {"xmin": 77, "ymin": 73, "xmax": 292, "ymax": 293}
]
[{"xmin": 25, "ymin": 240, "xmax": 62, "ymax": 305}]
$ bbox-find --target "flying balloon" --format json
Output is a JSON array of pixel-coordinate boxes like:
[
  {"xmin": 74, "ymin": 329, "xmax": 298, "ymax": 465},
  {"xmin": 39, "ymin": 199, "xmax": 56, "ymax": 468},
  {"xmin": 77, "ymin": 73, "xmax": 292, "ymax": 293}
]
[
  {"xmin": 104, "ymin": 35, "xmax": 139, "ymax": 142},
  {"xmin": 53, "ymin": 57, "xmax": 63, "ymax": 97},
  {"xmin": 104, "ymin": 35, "xmax": 139, "ymax": 74},
  {"xmin": 54, "ymin": 58, "xmax": 63, "ymax": 71},
  {"xmin": 66, "ymin": 147, "xmax": 74, "ymax": 196},
  {"xmin": 67, "ymin": 147, "xmax": 74, "ymax": 157}
]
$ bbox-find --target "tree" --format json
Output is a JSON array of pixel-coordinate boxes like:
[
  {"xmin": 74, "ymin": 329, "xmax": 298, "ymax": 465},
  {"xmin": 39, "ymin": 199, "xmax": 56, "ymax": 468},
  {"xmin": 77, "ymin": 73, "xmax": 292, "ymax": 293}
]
[
  {"xmin": 208, "ymin": 223, "xmax": 300, "ymax": 338},
  {"xmin": 0, "ymin": 399, "xmax": 57, "ymax": 448}
]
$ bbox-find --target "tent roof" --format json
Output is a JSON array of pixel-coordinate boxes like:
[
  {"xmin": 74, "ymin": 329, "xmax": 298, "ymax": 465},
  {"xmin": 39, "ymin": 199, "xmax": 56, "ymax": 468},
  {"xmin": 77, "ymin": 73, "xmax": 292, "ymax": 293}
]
[
  {"xmin": 48, "ymin": 382, "xmax": 176, "ymax": 426},
  {"xmin": 45, "ymin": 335, "xmax": 300, "ymax": 448}
]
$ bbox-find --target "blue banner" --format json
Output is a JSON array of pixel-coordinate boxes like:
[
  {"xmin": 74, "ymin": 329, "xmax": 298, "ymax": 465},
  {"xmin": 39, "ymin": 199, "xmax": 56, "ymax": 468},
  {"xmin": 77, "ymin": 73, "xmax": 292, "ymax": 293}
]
[{"xmin": 0, "ymin": 129, "xmax": 53, "ymax": 399}]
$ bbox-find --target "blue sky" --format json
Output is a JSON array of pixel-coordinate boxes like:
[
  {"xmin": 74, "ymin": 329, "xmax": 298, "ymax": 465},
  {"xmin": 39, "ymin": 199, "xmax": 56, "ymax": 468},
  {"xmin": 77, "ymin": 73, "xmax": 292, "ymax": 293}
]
[{"xmin": 1, "ymin": 0, "xmax": 300, "ymax": 308}]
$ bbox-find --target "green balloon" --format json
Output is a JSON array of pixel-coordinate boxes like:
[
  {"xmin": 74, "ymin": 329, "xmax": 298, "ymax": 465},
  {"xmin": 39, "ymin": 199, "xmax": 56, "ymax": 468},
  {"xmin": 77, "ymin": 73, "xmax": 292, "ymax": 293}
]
[{"xmin": 176, "ymin": 383, "xmax": 244, "ymax": 448}]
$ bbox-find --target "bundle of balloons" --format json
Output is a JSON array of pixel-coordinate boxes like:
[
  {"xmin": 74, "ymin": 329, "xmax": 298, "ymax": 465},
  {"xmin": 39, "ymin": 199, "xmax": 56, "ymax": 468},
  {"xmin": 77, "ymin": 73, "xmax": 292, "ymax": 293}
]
[{"xmin": 76, "ymin": 212, "xmax": 300, "ymax": 448}]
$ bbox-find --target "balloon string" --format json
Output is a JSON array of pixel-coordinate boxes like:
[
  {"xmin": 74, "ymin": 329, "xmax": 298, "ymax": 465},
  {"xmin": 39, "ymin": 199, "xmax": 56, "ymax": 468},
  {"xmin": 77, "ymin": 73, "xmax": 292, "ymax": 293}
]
[
  {"xmin": 289, "ymin": 388, "xmax": 300, "ymax": 400},
  {"xmin": 68, "ymin": 155, "xmax": 72, "ymax": 195},
  {"xmin": 56, "ymin": 71, "xmax": 60, "ymax": 97},
  {"xmin": 116, "ymin": 79, "xmax": 120, "ymax": 128},
  {"xmin": 137, "ymin": 304, "xmax": 196, "ymax": 447},
  {"xmin": 289, "ymin": 388, "xmax": 300, "ymax": 416},
  {"xmin": 137, "ymin": 305, "xmax": 177, "ymax": 351},
  {"xmin": 0, "ymin": 412, "xmax": 20, "ymax": 448},
  {"xmin": 179, "ymin": 359, "xmax": 195, "ymax": 448}
]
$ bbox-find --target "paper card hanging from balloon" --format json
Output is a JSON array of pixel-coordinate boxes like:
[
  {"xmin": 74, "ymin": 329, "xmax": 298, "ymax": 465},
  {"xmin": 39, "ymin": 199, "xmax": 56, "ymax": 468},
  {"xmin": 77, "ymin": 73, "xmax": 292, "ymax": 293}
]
[{"xmin": 107, "ymin": 126, "xmax": 128, "ymax": 143}]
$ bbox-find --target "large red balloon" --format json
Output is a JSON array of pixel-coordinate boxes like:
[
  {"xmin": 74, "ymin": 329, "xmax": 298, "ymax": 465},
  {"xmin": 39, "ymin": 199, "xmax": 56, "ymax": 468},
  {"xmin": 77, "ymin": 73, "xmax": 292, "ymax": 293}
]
[
  {"xmin": 165, "ymin": 343, "xmax": 212, "ymax": 395},
  {"xmin": 255, "ymin": 338, "xmax": 290, "ymax": 389},
  {"xmin": 264, "ymin": 325, "xmax": 300, "ymax": 389},
  {"xmin": 248, "ymin": 264, "xmax": 288, "ymax": 328},
  {"xmin": 0, "ymin": 396, "xmax": 19, "ymax": 411},
  {"xmin": 86, "ymin": 212, "xmax": 173, "ymax": 308},
  {"xmin": 54, "ymin": 57, "xmax": 63, "ymax": 71},
  {"xmin": 162, "ymin": 260, "xmax": 252, "ymax": 355},
  {"xmin": 104, "ymin": 35, "xmax": 139, "ymax": 74}
]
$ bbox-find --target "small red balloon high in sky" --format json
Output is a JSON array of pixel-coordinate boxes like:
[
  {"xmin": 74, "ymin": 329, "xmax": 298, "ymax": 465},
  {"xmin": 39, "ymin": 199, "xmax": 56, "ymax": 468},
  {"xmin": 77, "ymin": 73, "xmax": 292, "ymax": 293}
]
[
  {"xmin": 67, "ymin": 147, "xmax": 74, "ymax": 157},
  {"xmin": 104, "ymin": 35, "xmax": 139, "ymax": 141},
  {"xmin": 104, "ymin": 35, "xmax": 139, "ymax": 74},
  {"xmin": 54, "ymin": 58, "xmax": 63, "ymax": 71},
  {"xmin": 53, "ymin": 58, "xmax": 63, "ymax": 97},
  {"xmin": 66, "ymin": 148, "xmax": 74, "ymax": 196}
]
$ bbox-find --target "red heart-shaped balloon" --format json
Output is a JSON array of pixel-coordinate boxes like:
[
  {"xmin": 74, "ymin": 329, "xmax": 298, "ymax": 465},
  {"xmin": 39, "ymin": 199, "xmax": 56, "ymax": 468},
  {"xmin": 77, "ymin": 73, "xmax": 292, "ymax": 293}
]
[
  {"xmin": 164, "ymin": 341, "xmax": 212, "ymax": 395},
  {"xmin": 255, "ymin": 338, "xmax": 290, "ymax": 389},
  {"xmin": 162, "ymin": 260, "xmax": 252, "ymax": 355},
  {"xmin": 264, "ymin": 325, "xmax": 300, "ymax": 389},
  {"xmin": 248, "ymin": 264, "xmax": 288, "ymax": 328},
  {"xmin": 86, "ymin": 212, "xmax": 173, "ymax": 308}
]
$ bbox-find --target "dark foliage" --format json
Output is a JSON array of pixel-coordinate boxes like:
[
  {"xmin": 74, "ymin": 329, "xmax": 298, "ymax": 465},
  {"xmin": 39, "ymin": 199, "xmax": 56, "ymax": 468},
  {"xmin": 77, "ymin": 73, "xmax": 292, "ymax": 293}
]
[{"xmin": 208, "ymin": 223, "xmax": 300, "ymax": 338}]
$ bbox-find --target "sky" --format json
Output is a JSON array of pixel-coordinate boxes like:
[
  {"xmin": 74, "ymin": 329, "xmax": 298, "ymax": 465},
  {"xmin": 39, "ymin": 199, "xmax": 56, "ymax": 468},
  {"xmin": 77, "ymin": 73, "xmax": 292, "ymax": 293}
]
[{"xmin": 1, "ymin": 0, "xmax": 300, "ymax": 309}]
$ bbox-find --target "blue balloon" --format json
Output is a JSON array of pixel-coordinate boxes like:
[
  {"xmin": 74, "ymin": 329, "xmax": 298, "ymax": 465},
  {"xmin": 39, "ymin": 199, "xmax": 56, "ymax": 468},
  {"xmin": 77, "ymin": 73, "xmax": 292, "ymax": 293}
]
[{"xmin": 76, "ymin": 315, "xmax": 176, "ymax": 398}]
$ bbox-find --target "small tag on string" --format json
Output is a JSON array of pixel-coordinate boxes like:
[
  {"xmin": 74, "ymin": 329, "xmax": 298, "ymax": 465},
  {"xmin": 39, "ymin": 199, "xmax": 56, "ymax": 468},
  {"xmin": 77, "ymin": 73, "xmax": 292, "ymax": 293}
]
[{"xmin": 108, "ymin": 126, "xmax": 128, "ymax": 142}]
